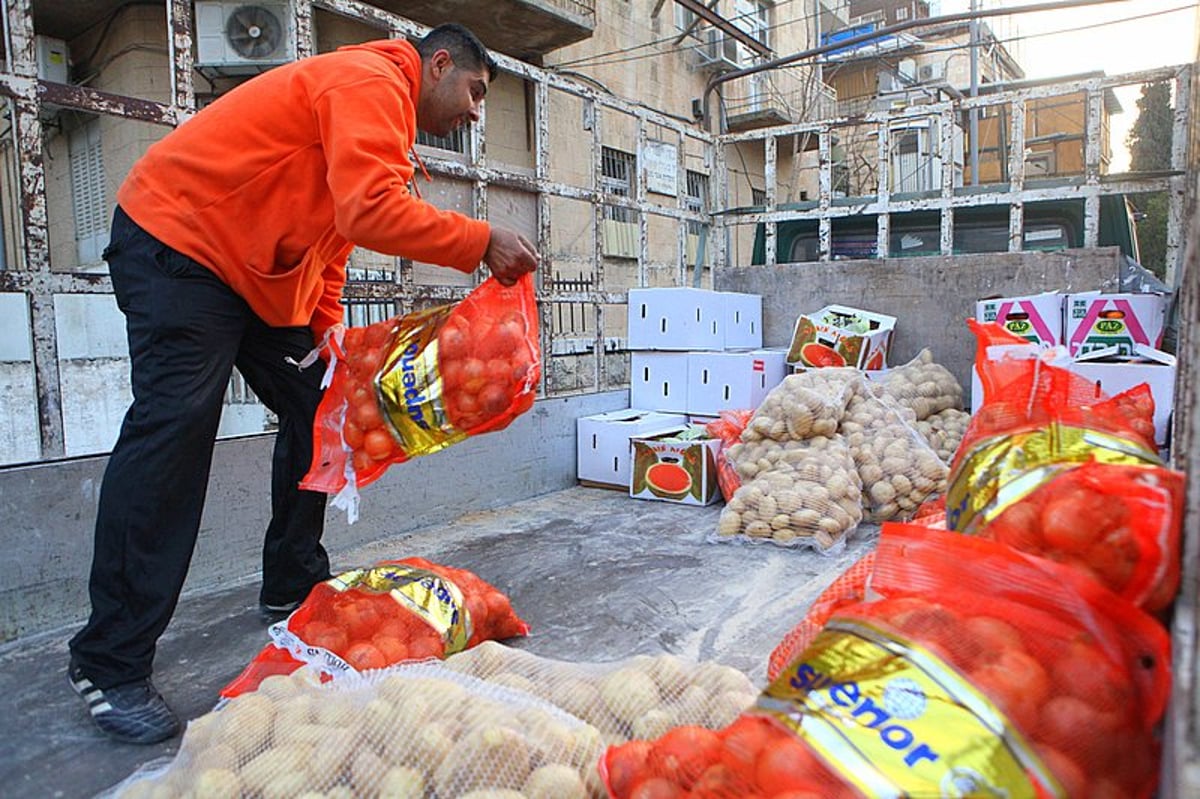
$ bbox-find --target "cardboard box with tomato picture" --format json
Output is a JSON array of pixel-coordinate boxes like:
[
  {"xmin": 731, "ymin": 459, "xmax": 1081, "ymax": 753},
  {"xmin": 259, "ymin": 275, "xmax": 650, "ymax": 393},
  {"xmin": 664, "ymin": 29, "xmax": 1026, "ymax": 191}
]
[
  {"xmin": 630, "ymin": 427, "xmax": 721, "ymax": 506},
  {"xmin": 785, "ymin": 304, "xmax": 896, "ymax": 371},
  {"xmin": 1063, "ymin": 291, "xmax": 1167, "ymax": 359}
]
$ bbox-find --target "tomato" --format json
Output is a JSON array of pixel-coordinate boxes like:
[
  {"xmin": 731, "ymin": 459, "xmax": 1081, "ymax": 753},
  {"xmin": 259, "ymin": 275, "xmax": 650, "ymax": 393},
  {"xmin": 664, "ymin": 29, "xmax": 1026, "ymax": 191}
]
[
  {"xmin": 406, "ymin": 631, "xmax": 444, "ymax": 661},
  {"xmin": 971, "ymin": 649, "xmax": 1050, "ymax": 734},
  {"xmin": 1038, "ymin": 695, "xmax": 1123, "ymax": 750},
  {"xmin": 332, "ymin": 596, "xmax": 383, "ymax": 639},
  {"xmin": 1040, "ymin": 487, "xmax": 1109, "ymax": 553},
  {"xmin": 1087, "ymin": 526, "xmax": 1138, "ymax": 591},
  {"xmin": 481, "ymin": 320, "xmax": 524, "ymax": 360},
  {"xmin": 344, "ymin": 641, "xmax": 387, "ymax": 671},
  {"xmin": 461, "ymin": 358, "xmax": 488, "ymax": 394},
  {"xmin": 987, "ymin": 501, "xmax": 1043, "ymax": 552},
  {"xmin": 439, "ymin": 325, "xmax": 469, "ymax": 361},
  {"xmin": 629, "ymin": 778, "xmax": 683, "ymax": 799},
  {"xmin": 1036, "ymin": 746, "xmax": 1089, "ymax": 798},
  {"xmin": 362, "ymin": 428, "xmax": 395, "ymax": 461},
  {"xmin": 720, "ymin": 717, "xmax": 773, "ymax": 783},
  {"xmin": 754, "ymin": 736, "xmax": 822, "ymax": 795},
  {"xmin": 1050, "ymin": 642, "xmax": 1129, "ymax": 712},
  {"xmin": 353, "ymin": 396, "xmax": 384, "ymax": 430},
  {"xmin": 883, "ymin": 600, "xmax": 978, "ymax": 669},
  {"xmin": 648, "ymin": 726, "xmax": 722, "ymax": 789},
  {"xmin": 364, "ymin": 322, "xmax": 392, "ymax": 349},
  {"xmin": 351, "ymin": 448, "xmax": 376, "ymax": 477},
  {"xmin": 301, "ymin": 620, "xmax": 348, "ymax": 655},
  {"xmin": 484, "ymin": 357, "xmax": 513, "ymax": 384},
  {"xmin": 341, "ymin": 419, "xmax": 365, "ymax": 450},
  {"xmin": 690, "ymin": 762, "xmax": 750, "ymax": 798},
  {"xmin": 371, "ymin": 633, "xmax": 408, "ymax": 663},
  {"xmin": 440, "ymin": 358, "xmax": 465, "ymax": 389},
  {"xmin": 607, "ymin": 740, "xmax": 653, "ymax": 798},
  {"xmin": 962, "ymin": 615, "xmax": 1025, "ymax": 663},
  {"xmin": 478, "ymin": 383, "xmax": 510, "ymax": 417}
]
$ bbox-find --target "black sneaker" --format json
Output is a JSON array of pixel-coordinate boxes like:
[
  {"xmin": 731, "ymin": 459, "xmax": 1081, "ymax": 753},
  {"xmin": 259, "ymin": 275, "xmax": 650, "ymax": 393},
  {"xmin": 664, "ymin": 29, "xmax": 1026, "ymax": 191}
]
[
  {"xmin": 68, "ymin": 665, "xmax": 181, "ymax": 745},
  {"xmin": 258, "ymin": 598, "xmax": 302, "ymax": 621}
]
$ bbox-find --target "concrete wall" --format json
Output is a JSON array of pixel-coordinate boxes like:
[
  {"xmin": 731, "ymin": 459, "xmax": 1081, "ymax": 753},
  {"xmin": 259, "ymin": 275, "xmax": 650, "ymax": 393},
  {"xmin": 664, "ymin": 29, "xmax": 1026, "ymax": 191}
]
[
  {"xmin": 715, "ymin": 247, "xmax": 1133, "ymax": 393},
  {"xmin": 0, "ymin": 390, "xmax": 628, "ymax": 642}
]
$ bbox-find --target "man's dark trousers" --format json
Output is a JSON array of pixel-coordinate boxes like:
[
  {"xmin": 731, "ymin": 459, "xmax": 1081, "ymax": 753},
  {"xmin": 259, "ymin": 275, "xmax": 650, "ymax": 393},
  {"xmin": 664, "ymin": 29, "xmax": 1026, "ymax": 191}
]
[{"xmin": 69, "ymin": 206, "xmax": 331, "ymax": 689}]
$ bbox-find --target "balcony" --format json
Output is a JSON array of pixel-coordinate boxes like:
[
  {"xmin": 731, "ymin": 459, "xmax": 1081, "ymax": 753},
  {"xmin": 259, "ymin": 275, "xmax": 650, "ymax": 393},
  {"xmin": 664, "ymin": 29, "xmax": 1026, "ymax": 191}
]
[
  {"xmin": 723, "ymin": 69, "xmax": 839, "ymax": 132},
  {"xmin": 374, "ymin": 0, "xmax": 595, "ymax": 62}
]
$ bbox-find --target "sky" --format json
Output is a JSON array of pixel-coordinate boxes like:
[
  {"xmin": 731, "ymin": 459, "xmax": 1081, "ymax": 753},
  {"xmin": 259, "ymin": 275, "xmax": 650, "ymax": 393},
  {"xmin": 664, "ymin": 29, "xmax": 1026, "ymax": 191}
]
[{"xmin": 932, "ymin": 0, "xmax": 1199, "ymax": 169}]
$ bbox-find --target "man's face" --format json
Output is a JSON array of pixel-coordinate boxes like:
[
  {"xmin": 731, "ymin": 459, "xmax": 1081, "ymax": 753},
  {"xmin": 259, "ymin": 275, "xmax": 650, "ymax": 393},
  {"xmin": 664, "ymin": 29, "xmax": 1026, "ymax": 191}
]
[{"xmin": 418, "ymin": 51, "xmax": 489, "ymax": 138}]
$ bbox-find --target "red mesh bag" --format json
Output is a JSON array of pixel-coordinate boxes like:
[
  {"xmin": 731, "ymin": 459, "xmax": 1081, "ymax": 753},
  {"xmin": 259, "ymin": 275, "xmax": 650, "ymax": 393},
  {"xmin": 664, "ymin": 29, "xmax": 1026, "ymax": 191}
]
[
  {"xmin": 978, "ymin": 460, "xmax": 1184, "ymax": 611},
  {"xmin": 220, "ymin": 557, "xmax": 530, "ymax": 698},
  {"xmin": 950, "ymin": 320, "xmax": 1182, "ymax": 611},
  {"xmin": 606, "ymin": 523, "xmax": 1170, "ymax": 799},
  {"xmin": 705, "ymin": 409, "xmax": 753, "ymax": 502},
  {"xmin": 301, "ymin": 275, "xmax": 540, "ymax": 499}
]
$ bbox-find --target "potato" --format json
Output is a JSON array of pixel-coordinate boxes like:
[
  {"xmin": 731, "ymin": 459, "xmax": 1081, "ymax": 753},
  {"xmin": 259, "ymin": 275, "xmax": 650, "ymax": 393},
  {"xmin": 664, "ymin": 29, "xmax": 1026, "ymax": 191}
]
[
  {"xmin": 600, "ymin": 669, "xmax": 660, "ymax": 725},
  {"xmin": 525, "ymin": 763, "xmax": 588, "ymax": 799},
  {"xmin": 376, "ymin": 766, "xmax": 425, "ymax": 799}
]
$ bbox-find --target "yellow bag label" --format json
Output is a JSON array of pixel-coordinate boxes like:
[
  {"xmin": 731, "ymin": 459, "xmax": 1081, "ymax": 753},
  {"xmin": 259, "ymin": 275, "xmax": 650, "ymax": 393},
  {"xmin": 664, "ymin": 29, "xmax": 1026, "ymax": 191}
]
[
  {"xmin": 328, "ymin": 564, "xmax": 472, "ymax": 654},
  {"xmin": 376, "ymin": 304, "xmax": 469, "ymax": 458},
  {"xmin": 946, "ymin": 423, "xmax": 1160, "ymax": 532},
  {"xmin": 756, "ymin": 621, "xmax": 1061, "ymax": 798}
]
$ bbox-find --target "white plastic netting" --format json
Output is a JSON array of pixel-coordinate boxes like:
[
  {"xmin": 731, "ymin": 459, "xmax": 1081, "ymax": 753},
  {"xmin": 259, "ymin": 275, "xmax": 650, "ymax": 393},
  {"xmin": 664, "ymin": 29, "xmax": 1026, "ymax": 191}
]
[{"xmin": 105, "ymin": 644, "xmax": 758, "ymax": 799}]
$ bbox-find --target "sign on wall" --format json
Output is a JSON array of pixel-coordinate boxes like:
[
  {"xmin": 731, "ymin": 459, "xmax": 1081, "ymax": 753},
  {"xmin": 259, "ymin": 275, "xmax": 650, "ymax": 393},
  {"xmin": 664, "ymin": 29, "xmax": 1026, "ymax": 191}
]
[{"xmin": 644, "ymin": 140, "xmax": 678, "ymax": 196}]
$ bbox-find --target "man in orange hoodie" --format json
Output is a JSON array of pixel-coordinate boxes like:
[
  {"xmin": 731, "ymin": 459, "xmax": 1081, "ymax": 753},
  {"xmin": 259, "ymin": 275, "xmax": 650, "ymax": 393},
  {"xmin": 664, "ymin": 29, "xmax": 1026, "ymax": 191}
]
[{"xmin": 67, "ymin": 24, "xmax": 537, "ymax": 744}]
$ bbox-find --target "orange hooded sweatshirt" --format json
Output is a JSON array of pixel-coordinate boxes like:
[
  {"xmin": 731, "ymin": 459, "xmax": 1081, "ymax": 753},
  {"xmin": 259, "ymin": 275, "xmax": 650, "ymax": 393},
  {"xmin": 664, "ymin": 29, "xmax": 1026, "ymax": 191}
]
[{"xmin": 116, "ymin": 40, "xmax": 490, "ymax": 340}]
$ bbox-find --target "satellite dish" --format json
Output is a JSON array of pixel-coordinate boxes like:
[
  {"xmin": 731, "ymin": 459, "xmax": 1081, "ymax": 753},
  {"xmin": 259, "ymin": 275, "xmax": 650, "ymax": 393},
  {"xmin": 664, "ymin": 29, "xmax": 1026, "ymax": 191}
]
[{"xmin": 225, "ymin": 5, "xmax": 284, "ymax": 59}]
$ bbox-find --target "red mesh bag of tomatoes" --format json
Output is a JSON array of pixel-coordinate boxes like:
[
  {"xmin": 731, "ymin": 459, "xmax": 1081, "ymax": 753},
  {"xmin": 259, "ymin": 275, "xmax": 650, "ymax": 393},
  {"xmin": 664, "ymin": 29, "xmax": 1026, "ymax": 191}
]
[
  {"xmin": 300, "ymin": 274, "xmax": 540, "ymax": 504},
  {"xmin": 704, "ymin": 410, "xmax": 753, "ymax": 502},
  {"xmin": 949, "ymin": 320, "xmax": 1182, "ymax": 610},
  {"xmin": 220, "ymin": 557, "xmax": 530, "ymax": 698},
  {"xmin": 604, "ymin": 522, "xmax": 1170, "ymax": 799}
]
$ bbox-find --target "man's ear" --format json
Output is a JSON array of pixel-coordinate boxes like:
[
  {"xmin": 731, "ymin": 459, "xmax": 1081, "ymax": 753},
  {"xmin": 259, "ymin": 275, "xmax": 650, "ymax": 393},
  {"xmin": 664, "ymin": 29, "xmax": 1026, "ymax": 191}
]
[{"xmin": 429, "ymin": 49, "xmax": 453, "ymax": 81}]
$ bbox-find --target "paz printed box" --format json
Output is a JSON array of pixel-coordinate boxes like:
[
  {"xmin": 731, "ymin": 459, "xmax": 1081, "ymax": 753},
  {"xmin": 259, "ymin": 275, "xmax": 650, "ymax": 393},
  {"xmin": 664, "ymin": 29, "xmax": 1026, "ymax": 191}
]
[
  {"xmin": 630, "ymin": 428, "xmax": 721, "ymax": 506},
  {"xmin": 786, "ymin": 305, "xmax": 896, "ymax": 370},
  {"xmin": 1063, "ymin": 292, "xmax": 1167, "ymax": 358},
  {"xmin": 975, "ymin": 292, "xmax": 1063, "ymax": 346}
]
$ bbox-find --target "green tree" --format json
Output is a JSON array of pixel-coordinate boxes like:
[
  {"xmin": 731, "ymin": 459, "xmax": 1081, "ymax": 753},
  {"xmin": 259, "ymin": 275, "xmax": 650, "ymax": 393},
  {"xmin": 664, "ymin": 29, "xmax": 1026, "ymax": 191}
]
[{"xmin": 1127, "ymin": 81, "xmax": 1173, "ymax": 277}]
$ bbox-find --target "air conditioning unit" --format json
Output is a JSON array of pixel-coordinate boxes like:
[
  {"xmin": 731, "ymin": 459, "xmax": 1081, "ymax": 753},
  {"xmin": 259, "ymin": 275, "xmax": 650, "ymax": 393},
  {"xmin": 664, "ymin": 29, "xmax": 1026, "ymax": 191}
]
[
  {"xmin": 917, "ymin": 62, "xmax": 945, "ymax": 83},
  {"xmin": 695, "ymin": 29, "xmax": 740, "ymax": 72},
  {"xmin": 195, "ymin": 2, "xmax": 295, "ymax": 72}
]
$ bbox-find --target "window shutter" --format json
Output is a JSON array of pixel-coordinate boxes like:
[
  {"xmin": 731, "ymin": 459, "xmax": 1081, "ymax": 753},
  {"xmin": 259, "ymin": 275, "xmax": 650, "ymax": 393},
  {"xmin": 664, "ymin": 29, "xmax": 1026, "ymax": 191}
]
[{"xmin": 68, "ymin": 119, "xmax": 108, "ymax": 265}]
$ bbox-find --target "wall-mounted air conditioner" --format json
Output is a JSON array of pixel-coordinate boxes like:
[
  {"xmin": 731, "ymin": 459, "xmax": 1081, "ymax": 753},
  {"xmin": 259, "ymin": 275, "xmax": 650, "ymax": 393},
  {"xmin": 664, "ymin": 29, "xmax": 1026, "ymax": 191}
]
[
  {"xmin": 917, "ymin": 62, "xmax": 945, "ymax": 83},
  {"xmin": 195, "ymin": 2, "xmax": 295, "ymax": 73}
]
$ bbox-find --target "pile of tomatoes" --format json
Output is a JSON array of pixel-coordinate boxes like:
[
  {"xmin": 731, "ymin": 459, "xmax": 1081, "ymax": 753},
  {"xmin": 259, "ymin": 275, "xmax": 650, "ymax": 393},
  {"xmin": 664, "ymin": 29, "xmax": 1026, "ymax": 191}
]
[
  {"xmin": 287, "ymin": 558, "xmax": 530, "ymax": 673},
  {"xmin": 980, "ymin": 462, "xmax": 1182, "ymax": 611},
  {"xmin": 336, "ymin": 323, "xmax": 402, "ymax": 481},
  {"xmin": 437, "ymin": 307, "xmax": 537, "ymax": 432},
  {"xmin": 604, "ymin": 716, "xmax": 856, "ymax": 799}
]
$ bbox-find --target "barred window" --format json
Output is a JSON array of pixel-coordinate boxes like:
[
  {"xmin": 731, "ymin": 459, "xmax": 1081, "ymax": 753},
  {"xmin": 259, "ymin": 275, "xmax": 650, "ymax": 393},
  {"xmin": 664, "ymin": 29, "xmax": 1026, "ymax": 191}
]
[{"xmin": 600, "ymin": 146, "xmax": 636, "ymax": 223}]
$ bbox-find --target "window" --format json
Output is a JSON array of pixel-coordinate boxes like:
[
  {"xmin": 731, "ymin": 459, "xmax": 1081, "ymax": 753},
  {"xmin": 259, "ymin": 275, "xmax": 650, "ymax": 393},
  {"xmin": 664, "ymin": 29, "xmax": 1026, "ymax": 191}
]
[
  {"xmin": 344, "ymin": 299, "xmax": 397, "ymax": 328},
  {"xmin": 896, "ymin": 7, "xmax": 909, "ymax": 21},
  {"xmin": 416, "ymin": 128, "xmax": 467, "ymax": 154},
  {"xmin": 68, "ymin": 118, "xmax": 108, "ymax": 265},
  {"xmin": 685, "ymin": 170, "xmax": 710, "ymax": 265},
  {"xmin": 600, "ymin": 146, "xmax": 637, "ymax": 258},
  {"xmin": 751, "ymin": 188, "xmax": 767, "ymax": 207}
]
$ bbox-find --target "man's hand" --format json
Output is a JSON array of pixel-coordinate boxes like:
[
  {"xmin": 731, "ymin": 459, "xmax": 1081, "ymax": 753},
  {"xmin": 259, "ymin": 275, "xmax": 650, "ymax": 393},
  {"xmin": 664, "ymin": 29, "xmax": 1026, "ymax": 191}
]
[{"xmin": 484, "ymin": 227, "xmax": 539, "ymax": 286}]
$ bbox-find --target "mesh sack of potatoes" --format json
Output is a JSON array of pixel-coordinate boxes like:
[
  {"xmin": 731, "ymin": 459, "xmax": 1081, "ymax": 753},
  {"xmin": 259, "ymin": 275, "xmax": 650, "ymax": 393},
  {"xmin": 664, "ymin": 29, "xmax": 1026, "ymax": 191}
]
[
  {"xmin": 715, "ymin": 435, "xmax": 863, "ymax": 552},
  {"xmin": 439, "ymin": 641, "xmax": 757, "ymax": 747},
  {"xmin": 914, "ymin": 407, "xmax": 971, "ymax": 464},
  {"xmin": 873, "ymin": 348, "xmax": 964, "ymax": 421},
  {"xmin": 740, "ymin": 368, "xmax": 861, "ymax": 442},
  {"xmin": 840, "ymin": 384, "xmax": 949, "ymax": 522},
  {"xmin": 106, "ymin": 661, "xmax": 610, "ymax": 799}
]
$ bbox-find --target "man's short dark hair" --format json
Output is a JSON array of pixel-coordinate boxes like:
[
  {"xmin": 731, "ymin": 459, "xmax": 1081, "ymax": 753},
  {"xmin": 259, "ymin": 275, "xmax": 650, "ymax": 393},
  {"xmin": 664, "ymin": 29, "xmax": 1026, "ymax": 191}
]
[{"xmin": 416, "ymin": 24, "xmax": 497, "ymax": 82}]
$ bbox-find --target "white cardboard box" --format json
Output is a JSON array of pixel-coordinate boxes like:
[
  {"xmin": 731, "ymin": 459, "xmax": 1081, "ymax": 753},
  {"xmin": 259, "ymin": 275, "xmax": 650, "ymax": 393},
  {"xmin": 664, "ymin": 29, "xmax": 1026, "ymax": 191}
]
[
  {"xmin": 576, "ymin": 409, "xmax": 688, "ymax": 488},
  {"xmin": 630, "ymin": 351, "xmax": 690, "ymax": 413},
  {"xmin": 720, "ymin": 292, "xmax": 763, "ymax": 350},
  {"xmin": 786, "ymin": 304, "xmax": 896, "ymax": 370},
  {"xmin": 970, "ymin": 344, "xmax": 1175, "ymax": 449},
  {"xmin": 1063, "ymin": 292, "xmax": 1167, "ymax": 358},
  {"xmin": 686, "ymin": 349, "xmax": 787, "ymax": 416},
  {"xmin": 627, "ymin": 288, "xmax": 724, "ymax": 351},
  {"xmin": 975, "ymin": 292, "xmax": 1063, "ymax": 346}
]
